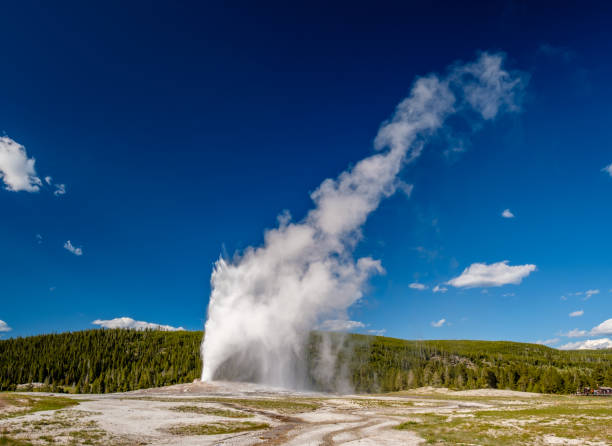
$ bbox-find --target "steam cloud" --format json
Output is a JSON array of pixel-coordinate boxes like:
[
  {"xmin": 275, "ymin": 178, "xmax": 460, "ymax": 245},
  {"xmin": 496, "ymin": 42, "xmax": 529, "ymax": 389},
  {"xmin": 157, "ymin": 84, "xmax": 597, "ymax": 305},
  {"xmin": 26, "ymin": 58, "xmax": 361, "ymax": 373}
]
[{"xmin": 201, "ymin": 53, "xmax": 526, "ymax": 389}]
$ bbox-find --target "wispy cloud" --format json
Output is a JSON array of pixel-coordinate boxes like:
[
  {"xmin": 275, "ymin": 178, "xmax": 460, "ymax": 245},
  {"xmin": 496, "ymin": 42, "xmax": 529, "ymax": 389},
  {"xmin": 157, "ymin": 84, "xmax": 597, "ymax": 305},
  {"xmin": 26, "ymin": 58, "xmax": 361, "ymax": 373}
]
[
  {"xmin": 583, "ymin": 289, "xmax": 599, "ymax": 300},
  {"xmin": 398, "ymin": 182, "xmax": 414, "ymax": 198},
  {"xmin": 317, "ymin": 319, "xmax": 365, "ymax": 332},
  {"xmin": 456, "ymin": 52, "xmax": 526, "ymax": 119},
  {"xmin": 559, "ymin": 338, "xmax": 612, "ymax": 350},
  {"xmin": 565, "ymin": 289, "xmax": 600, "ymax": 300},
  {"xmin": 44, "ymin": 175, "xmax": 67, "ymax": 196},
  {"xmin": 431, "ymin": 318, "xmax": 446, "ymax": 328},
  {"xmin": 602, "ymin": 163, "xmax": 612, "ymax": 177},
  {"xmin": 367, "ymin": 329, "xmax": 387, "ymax": 336},
  {"xmin": 432, "ymin": 285, "xmax": 448, "ymax": 293},
  {"xmin": 563, "ymin": 328, "xmax": 587, "ymax": 338},
  {"xmin": 54, "ymin": 183, "xmax": 66, "ymax": 196},
  {"xmin": 538, "ymin": 43, "xmax": 576, "ymax": 63},
  {"xmin": 501, "ymin": 209, "xmax": 515, "ymax": 218},
  {"xmin": 63, "ymin": 240, "xmax": 83, "ymax": 256},
  {"xmin": 36, "ymin": 234, "xmax": 43, "ymax": 244},
  {"xmin": 569, "ymin": 310, "xmax": 584, "ymax": 317},
  {"xmin": 447, "ymin": 261, "xmax": 536, "ymax": 288},
  {"xmin": 535, "ymin": 338, "xmax": 559, "ymax": 346},
  {"xmin": 0, "ymin": 320, "xmax": 12, "ymax": 332},
  {"xmin": 409, "ymin": 283, "xmax": 427, "ymax": 290},
  {"xmin": 92, "ymin": 317, "xmax": 184, "ymax": 331}
]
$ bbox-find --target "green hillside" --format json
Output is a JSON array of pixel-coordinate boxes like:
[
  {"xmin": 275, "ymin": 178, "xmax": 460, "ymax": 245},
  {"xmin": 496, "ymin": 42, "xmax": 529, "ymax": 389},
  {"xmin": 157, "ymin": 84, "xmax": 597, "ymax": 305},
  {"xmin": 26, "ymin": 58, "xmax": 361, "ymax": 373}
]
[
  {"xmin": 0, "ymin": 329, "xmax": 202, "ymax": 393},
  {"xmin": 316, "ymin": 333, "xmax": 612, "ymax": 394},
  {"xmin": 1, "ymin": 329, "xmax": 611, "ymax": 394}
]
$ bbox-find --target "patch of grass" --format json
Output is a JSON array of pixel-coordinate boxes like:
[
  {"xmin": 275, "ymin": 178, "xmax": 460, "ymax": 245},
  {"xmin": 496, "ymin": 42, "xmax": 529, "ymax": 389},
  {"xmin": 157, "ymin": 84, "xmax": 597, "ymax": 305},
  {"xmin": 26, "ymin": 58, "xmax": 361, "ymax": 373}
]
[
  {"xmin": 170, "ymin": 405, "xmax": 252, "ymax": 418},
  {"xmin": 0, "ymin": 393, "xmax": 78, "ymax": 419},
  {"xmin": 67, "ymin": 430, "xmax": 105, "ymax": 444},
  {"xmin": 394, "ymin": 414, "xmax": 529, "ymax": 445},
  {"xmin": 0, "ymin": 436, "xmax": 32, "ymax": 446},
  {"xmin": 350, "ymin": 398, "xmax": 415, "ymax": 408},
  {"xmin": 475, "ymin": 405, "xmax": 612, "ymax": 418},
  {"xmin": 394, "ymin": 403, "xmax": 612, "ymax": 445},
  {"xmin": 167, "ymin": 421, "xmax": 269, "ymax": 435},
  {"xmin": 216, "ymin": 398, "xmax": 319, "ymax": 414},
  {"xmin": 124, "ymin": 396, "xmax": 320, "ymax": 414}
]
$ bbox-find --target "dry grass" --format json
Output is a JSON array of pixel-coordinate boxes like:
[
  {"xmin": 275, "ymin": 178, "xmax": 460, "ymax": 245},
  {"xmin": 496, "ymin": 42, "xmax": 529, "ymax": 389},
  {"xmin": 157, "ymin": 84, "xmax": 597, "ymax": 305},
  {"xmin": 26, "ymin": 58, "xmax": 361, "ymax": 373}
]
[
  {"xmin": 124, "ymin": 396, "xmax": 320, "ymax": 414},
  {"xmin": 170, "ymin": 405, "xmax": 253, "ymax": 418},
  {"xmin": 0, "ymin": 394, "xmax": 78, "ymax": 419},
  {"xmin": 167, "ymin": 421, "xmax": 270, "ymax": 435},
  {"xmin": 394, "ymin": 398, "xmax": 612, "ymax": 444}
]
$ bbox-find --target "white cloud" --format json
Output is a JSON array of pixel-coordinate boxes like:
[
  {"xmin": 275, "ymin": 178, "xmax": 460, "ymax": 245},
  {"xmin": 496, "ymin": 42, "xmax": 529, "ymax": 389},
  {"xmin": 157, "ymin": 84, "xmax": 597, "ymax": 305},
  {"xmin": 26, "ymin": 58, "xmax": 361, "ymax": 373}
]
[
  {"xmin": 447, "ymin": 261, "xmax": 536, "ymax": 288},
  {"xmin": 602, "ymin": 163, "xmax": 612, "ymax": 177},
  {"xmin": 0, "ymin": 137, "xmax": 66, "ymax": 195},
  {"xmin": 569, "ymin": 310, "xmax": 584, "ymax": 317},
  {"xmin": 43, "ymin": 175, "xmax": 66, "ymax": 196},
  {"xmin": 0, "ymin": 320, "xmax": 12, "ymax": 332},
  {"xmin": 409, "ymin": 282, "xmax": 427, "ymax": 290},
  {"xmin": 559, "ymin": 338, "xmax": 612, "ymax": 350},
  {"xmin": 563, "ymin": 328, "xmax": 588, "ymax": 338},
  {"xmin": 367, "ymin": 329, "xmax": 387, "ymax": 336},
  {"xmin": 0, "ymin": 136, "xmax": 43, "ymax": 192},
  {"xmin": 431, "ymin": 318, "xmax": 446, "ymax": 328},
  {"xmin": 455, "ymin": 52, "xmax": 525, "ymax": 120},
  {"xmin": 583, "ymin": 289, "xmax": 599, "ymax": 300},
  {"xmin": 397, "ymin": 181, "xmax": 414, "ymax": 198},
  {"xmin": 36, "ymin": 234, "xmax": 43, "ymax": 244},
  {"xmin": 54, "ymin": 184, "xmax": 66, "ymax": 196},
  {"xmin": 317, "ymin": 319, "xmax": 365, "ymax": 332},
  {"xmin": 590, "ymin": 318, "xmax": 612, "ymax": 336},
  {"xmin": 501, "ymin": 209, "xmax": 514, "ymax": 218},
  {"xmin": 92, "ymin": 317, "xmax": 184, "ymax": 331},
  {"xmin": 535, "ymin": 338, "xmax": 559, "ymax": 346},
  {"xmin": 502, "ymin": 292, "xmax": 515, "ymax": 297},
  {"xmin": 63, "ymin": 240, "xmax": 83, "ymax": 256},
  {"xmin": 432, "ymin": 285, "xmax": 448, "ymax": 293}
]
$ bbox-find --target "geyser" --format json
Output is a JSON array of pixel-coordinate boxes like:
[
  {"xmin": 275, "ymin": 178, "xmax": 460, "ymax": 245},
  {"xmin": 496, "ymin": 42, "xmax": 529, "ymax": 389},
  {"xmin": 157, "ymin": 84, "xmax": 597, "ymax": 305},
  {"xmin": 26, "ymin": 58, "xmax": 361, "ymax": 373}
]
[{"xmin": 201, "ymin": 53, "xmax": 525, "ymax": 389}]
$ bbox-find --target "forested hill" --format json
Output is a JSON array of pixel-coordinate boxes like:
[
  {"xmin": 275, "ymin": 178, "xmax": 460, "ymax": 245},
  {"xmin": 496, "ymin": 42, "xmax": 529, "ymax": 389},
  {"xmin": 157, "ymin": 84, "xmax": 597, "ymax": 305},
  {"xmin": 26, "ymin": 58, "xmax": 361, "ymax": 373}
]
[
  {"xmin": 1, "ymin": 329, "xmax": 611, "ymax": 394},
  {"xmin": 0, "ymin": 329, "xmax": 202, "ymax": 393}
]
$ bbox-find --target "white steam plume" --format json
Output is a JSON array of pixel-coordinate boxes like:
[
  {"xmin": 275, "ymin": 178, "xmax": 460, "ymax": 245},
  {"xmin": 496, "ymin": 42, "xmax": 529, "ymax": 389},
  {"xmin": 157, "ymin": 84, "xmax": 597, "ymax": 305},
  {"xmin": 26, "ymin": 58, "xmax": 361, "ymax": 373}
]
[{"xmin": 201, "ymin": 53, "xmax": 526, "ymax": 389}]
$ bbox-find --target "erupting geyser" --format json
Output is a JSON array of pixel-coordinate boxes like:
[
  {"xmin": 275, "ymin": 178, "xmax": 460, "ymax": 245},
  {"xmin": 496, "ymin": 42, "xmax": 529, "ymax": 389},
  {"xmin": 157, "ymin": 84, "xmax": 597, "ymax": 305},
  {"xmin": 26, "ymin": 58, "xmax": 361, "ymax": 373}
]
[{"xmin": 201, "ymin": 53, "xmax": 526, "ymax": 389}]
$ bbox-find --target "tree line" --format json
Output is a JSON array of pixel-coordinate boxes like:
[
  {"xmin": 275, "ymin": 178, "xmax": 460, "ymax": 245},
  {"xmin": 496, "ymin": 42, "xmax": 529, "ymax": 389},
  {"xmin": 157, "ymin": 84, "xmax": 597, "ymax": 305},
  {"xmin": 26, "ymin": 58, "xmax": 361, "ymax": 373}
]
[
  {"xmin": 0, "ymin": 329, "xmax": 202, "ymax": 393},
  {"xmin": 1, "ymin": 329, "xmax": 611, "ymax": 394},
  {"xmin": 318, "ymin": 334, "xmax": 612, "ymax": 394}
]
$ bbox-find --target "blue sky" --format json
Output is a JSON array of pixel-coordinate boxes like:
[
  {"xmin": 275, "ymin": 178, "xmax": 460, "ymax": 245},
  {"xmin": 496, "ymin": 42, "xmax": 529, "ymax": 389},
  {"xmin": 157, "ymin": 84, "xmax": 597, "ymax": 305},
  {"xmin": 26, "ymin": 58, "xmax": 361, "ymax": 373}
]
[{"xmin": 1, "ymin": 1, "xmax": 612, "ymax": 349}]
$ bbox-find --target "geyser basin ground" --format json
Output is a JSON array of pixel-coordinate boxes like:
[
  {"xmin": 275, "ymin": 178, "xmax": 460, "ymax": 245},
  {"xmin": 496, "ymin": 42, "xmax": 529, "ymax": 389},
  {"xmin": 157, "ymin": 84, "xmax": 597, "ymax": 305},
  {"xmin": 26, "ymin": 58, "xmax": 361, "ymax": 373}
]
[{"xmin": 1, "ymin": 381, "xmax": 611, "ymax": 445}]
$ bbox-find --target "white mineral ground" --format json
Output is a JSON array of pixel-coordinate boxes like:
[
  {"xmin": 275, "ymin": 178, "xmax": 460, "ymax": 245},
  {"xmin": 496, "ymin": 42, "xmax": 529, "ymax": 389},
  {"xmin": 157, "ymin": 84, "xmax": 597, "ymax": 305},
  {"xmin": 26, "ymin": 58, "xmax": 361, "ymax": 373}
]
[{"xmin": 0, "ymin": 381, "xmax": 607, "ymax": 445}]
